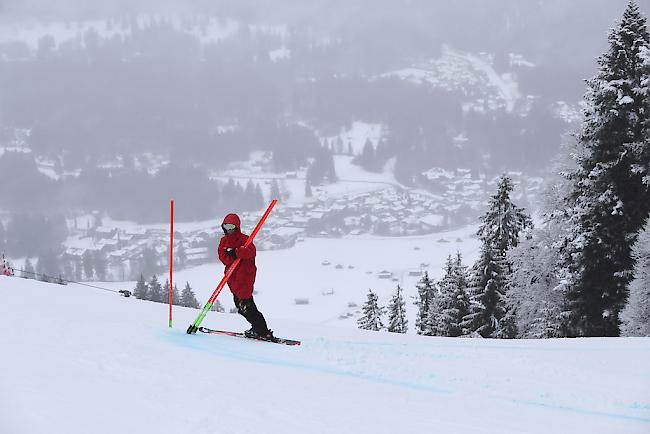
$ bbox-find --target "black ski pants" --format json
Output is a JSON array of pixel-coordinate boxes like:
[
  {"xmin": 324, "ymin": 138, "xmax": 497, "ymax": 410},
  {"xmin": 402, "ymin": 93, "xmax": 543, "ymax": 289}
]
[{"xmin": 233, "ymin": 295, "xmax": 269, "ymax": 334}]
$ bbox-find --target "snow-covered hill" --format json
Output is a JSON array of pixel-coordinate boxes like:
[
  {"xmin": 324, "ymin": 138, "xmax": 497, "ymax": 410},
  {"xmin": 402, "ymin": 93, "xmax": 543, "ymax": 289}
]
[
  {"xmin": 1, "ymin": 276, "xmax": 648, "ymax": 434},
  {"xmin": 382, "ymin": 46, "xmax": 523, "ymax": 113}
]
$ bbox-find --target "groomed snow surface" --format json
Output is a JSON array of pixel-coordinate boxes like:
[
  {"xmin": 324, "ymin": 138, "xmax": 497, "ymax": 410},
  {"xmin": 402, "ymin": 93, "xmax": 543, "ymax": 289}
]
[{"xmin": 1, "ymin": 276, "xmax": 649, "ymax": 434}]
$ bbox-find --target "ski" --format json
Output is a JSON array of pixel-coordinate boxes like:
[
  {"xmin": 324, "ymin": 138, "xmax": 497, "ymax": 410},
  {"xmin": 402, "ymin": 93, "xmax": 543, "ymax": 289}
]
[{"xmin": 198, "ymin": 327, "xmax": 301, "ymax": 346}]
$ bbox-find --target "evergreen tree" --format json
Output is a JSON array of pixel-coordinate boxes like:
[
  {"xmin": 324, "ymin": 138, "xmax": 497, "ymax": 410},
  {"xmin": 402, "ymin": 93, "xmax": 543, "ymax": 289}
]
[
  {"xmin": 444, "ymin": 253, "xmax": 471, "ymax": 337},
  {"xmin": 337, "ymin": 137, "xmax": 344, "ymax": 154},
  {"xmin": 464, "ymin": 245, "xmax": 507, "ymax": 338},
  {"xmin": 270, "ymin": 179, "xmax": 281, "ymax": 201},
  {"xmin": 148, "ymin": 274, "xmax": 162, "ymax": 302},
  {"xmin": 244, "ymin": 179, "xmax": 256, "ymax": 211},
  {"xmin": 354, "ymin": 139, "xmax": 376, "ymax": 171},
  {"xmin": 210, "ymin": 299, "xmax": 225, "ymax": 312},
  {"xmin": 507, "ymin": 225, "xmax": 571, "ymax": 338},
  {"xmin": 323, "ymin": 149, "xmax": 337, "ymax": 182},
  {"xmin": 472, "ymin": 175, "xmax": 532, "ymax": 338},
  {"xmin": 162, "ymin": 279, "xmax": 170, "ymax": 305},
  {"xmin": 134, "ymin": 274, "xmax": 148, "ymax": 300},
  {"xmin": 387, "ymin": 284, "xmax": 408, "ymax": 333},
  {"xmin": 82, "ymin": 250, "xmax": 94, "ymax": 279},
  {"xmin": 429, "ymin": 254, "xmax": 471, "ymax": 337},
  {"xmin": 93, "ymin": 250, "xmax": 107, "ymax": 281},
  {"xmin": 428, "ymin": 256, "xmax": 456, "ymax": 336},
  {"xmin": 564, "ymin": 2, "xmax": 650, "ymax": 336},
  {"xmin": 73, "ymin": 257, "xmax": 82, "ymax": 281},
  {"xmin": 172, "ymin": 284, "xmax": 181, "ymax": 306},
  {"xmin": 357, "ymin": 289, "xmax": 384, "ymax": 331},
  {"xmin": 306, "ymin": 147, "xmax": 338, "ymax": 185},
  {"xmin": 37, "ymin": 250, "xmax": 60, "ymax": 282},
  {"xmin": 62, "ymin": 259, "xmax": 74, "ymax": 281},
  {"xmin": 177, "ymin": 244, "xmax": 187, "ymax": 268},
  {"xmin": 622, "ymin": 224, "xmax": 650, "ymax": 336},
  {"xmin": 477, "ymin": 175, "xmax": 533, "ymax": 257},
  {"xmin": 414, "ymin": 271, "xmax": 435, "ymax": 335},
  {"xmin": 180, "ymin": 282, "xmax": 200, "ymax": 308},
  {"xmin": 254, "ymin": 183, "xmax": 265, "ymax": 208},
  {"xmin": 141, "ymin": 247, "xmax": 158, "ymax": 277}
]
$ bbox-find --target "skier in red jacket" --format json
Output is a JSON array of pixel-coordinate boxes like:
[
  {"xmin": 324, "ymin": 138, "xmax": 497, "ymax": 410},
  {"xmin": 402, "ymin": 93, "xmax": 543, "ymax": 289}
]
[{"xmin": 218, "ymin": 213, "xmax": 274, "ymax": 340}]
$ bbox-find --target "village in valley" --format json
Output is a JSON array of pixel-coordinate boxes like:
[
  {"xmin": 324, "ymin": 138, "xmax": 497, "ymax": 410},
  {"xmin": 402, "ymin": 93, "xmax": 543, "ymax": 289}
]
[{"xmin": 61, "ymin": 168, "xmax": 543, "ymax": 281}]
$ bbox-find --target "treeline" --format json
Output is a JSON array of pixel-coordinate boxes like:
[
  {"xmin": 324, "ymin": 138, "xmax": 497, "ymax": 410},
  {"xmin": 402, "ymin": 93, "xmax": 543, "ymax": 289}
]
[
  {"xmin": 359, "ymin": 175, "xmax": 532, "ymax": 338},
  {"xmin": 132, "ymin": 274, "xmax": 225, "ymax": 312},
  {"xmin": 1, "ymin": 12, "xmax": 567, "ymax": 184},
  {"xmin": 0, "ymin": 214, "xmax": 68, "ymax": 258},
  {"xmin": 0, "ymin": 151, "xmax": 266, "ymax": 223}
]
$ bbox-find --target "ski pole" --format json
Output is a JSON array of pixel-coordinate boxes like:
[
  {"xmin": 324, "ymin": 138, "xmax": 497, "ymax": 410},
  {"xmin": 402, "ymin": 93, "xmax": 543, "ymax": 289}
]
[{"xmin": 187, "ymin": 199, "xmax": 277, "ymax": 334}]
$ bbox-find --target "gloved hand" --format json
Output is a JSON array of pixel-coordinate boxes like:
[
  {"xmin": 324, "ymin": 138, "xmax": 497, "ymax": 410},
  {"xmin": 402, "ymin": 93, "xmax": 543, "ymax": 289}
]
[{"xmin": 225, "ymin": 247, "xmax": 237, "ymax": 259}]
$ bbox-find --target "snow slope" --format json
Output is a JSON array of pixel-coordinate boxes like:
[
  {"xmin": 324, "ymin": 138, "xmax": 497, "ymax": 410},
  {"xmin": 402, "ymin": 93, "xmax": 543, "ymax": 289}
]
[{"xmin": 1, "ymin": 276, "xmax": 649, "ymax": 434}]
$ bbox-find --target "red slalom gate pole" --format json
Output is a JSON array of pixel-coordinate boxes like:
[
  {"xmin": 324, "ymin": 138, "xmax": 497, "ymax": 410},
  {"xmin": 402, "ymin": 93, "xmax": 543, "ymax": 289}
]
[
  {"xmin": 187, "ymin": 199, "xmax": 277, "ymax": 334},
  {"xmin": 169, "ymin": 199, "xmax": 174, "ymax": 328}
]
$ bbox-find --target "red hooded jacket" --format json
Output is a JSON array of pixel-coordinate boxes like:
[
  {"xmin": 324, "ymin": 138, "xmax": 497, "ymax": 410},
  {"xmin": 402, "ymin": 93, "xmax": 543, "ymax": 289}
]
[{"xmin": 218, "ymin": 213, "xmax": 257, "ymax": 299}]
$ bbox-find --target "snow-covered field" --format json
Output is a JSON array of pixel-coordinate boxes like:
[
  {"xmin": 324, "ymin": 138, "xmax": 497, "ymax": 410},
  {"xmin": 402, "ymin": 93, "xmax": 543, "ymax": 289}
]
[
  {"xmin": 95, "ymin": 224, "xmax": 483, "ymax": 329},
  {"xmin": 1, "ymin": 276, "xmax": 648, "ymax": 434}
]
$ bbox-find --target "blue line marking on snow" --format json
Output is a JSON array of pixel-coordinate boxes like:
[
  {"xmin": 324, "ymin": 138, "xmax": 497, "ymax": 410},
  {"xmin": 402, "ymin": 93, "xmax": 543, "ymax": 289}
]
[
  {"xmin": 510, "ymin": 398, "xmax": 650, "ymax": 423},
  {"xmin": 160, "ymin": 329, "xmax": 450, "ymax": 394}
]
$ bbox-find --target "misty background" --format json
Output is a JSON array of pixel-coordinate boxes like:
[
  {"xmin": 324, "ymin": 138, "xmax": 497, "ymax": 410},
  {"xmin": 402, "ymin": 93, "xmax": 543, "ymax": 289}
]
[{"xmin": 0, "ymin": 0, "xmax": 646, "ymax": 276}]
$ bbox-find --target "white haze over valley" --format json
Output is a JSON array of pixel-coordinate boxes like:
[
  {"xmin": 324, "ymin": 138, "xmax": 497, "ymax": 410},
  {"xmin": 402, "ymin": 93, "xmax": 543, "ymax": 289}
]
[{"xmin": 1, "ymin": 1, "xmax": 649, "ymax": 433}]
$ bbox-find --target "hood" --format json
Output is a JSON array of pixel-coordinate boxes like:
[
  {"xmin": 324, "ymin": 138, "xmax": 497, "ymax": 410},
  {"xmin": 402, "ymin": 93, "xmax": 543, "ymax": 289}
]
[{"xmin": 222, "ymin": 213, "xmax": 241, "ymax": 234}]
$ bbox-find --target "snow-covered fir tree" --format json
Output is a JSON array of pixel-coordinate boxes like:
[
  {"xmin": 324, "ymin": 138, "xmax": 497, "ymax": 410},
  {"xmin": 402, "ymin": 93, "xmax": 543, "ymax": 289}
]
[
  {"xmin": 210, "ymin": 299, "xmax": 225, "ymax": 312},
  {"xmin": 387, "ymin": 284, "xmax": 408, "ymax": 333},
  {"xmin": 564, "ymin": 2, "xmax": 650, "ymax": 336},
  {"xmin": 468, "ymin": 176, "xmax": 531, "ymax": 338},
  {"xmin": 177, "ymin": 244, "xmax": 187, "ymax": 268},
  {"xmin": 428, "ymin": 255, "xmax": 456, "ymax": 336},
  {"xmin": 270, "ymin": 179, "xmax": 281, "ymax": 201},
  {"xmin": 506, "ymin": 134, "xmax": 584, "ymax": 338},
  {"xmin": 93, "ymin": 251, "xmax": 107, "ymax": 281},
  {"xmin": 430, "ymin": 254, "xmax": 471, "ymax": 337},
  {"xmin": 414, "ymin": 271, "xmax": 436, "ymax": 335},
  {"xmin": 508, "ymin": 219, "xmax": 571, "ymax": 338},
  {"xmin": 161, "ymin": 279, "xmax": 181, "ymax": 305},
  {"xmin": 476, "ymin": 174, "xmax": 533, "ymax": 257},
  {"xmin": 171, "ymin": 284, "xmax": 181, "ymax": 306},
  {"xmin": 464, "ymin": 245, "xmax": 507, "ymax": 338},
  {"xmin": 508, "ymin": 240, "xmax": 560, "ymax": 338},
  {"xmin": 357, "ymin": 289, "xmax": 385, "ymax": 331},
  {"xmin": 82, "ymin": 250, "xmax": 94, "ymax": 280},
  {"xmin": 180, "ymin": 282, "xmax": 200, "ymax": 308},
  {"xmin": 445, "ymin": 253, "xmax": 471, "ymax": 337},
  {"xmin": 622, "ymin": 224, "xmax": 650, "ymax": 336},
  {"xmin": 162, "ymin": 279, "xmax": 170, "ymax": 304},
  {"xmin": 148, "ymin": 275, "xmax": 162, "ymax": 302},
  {"xmin": 37, "ymin": 250, "xmax": 60, "ymax": 283},
  {"xmin": 133, "ymin": 274, "xmax": 148, "ymax": 300}
]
